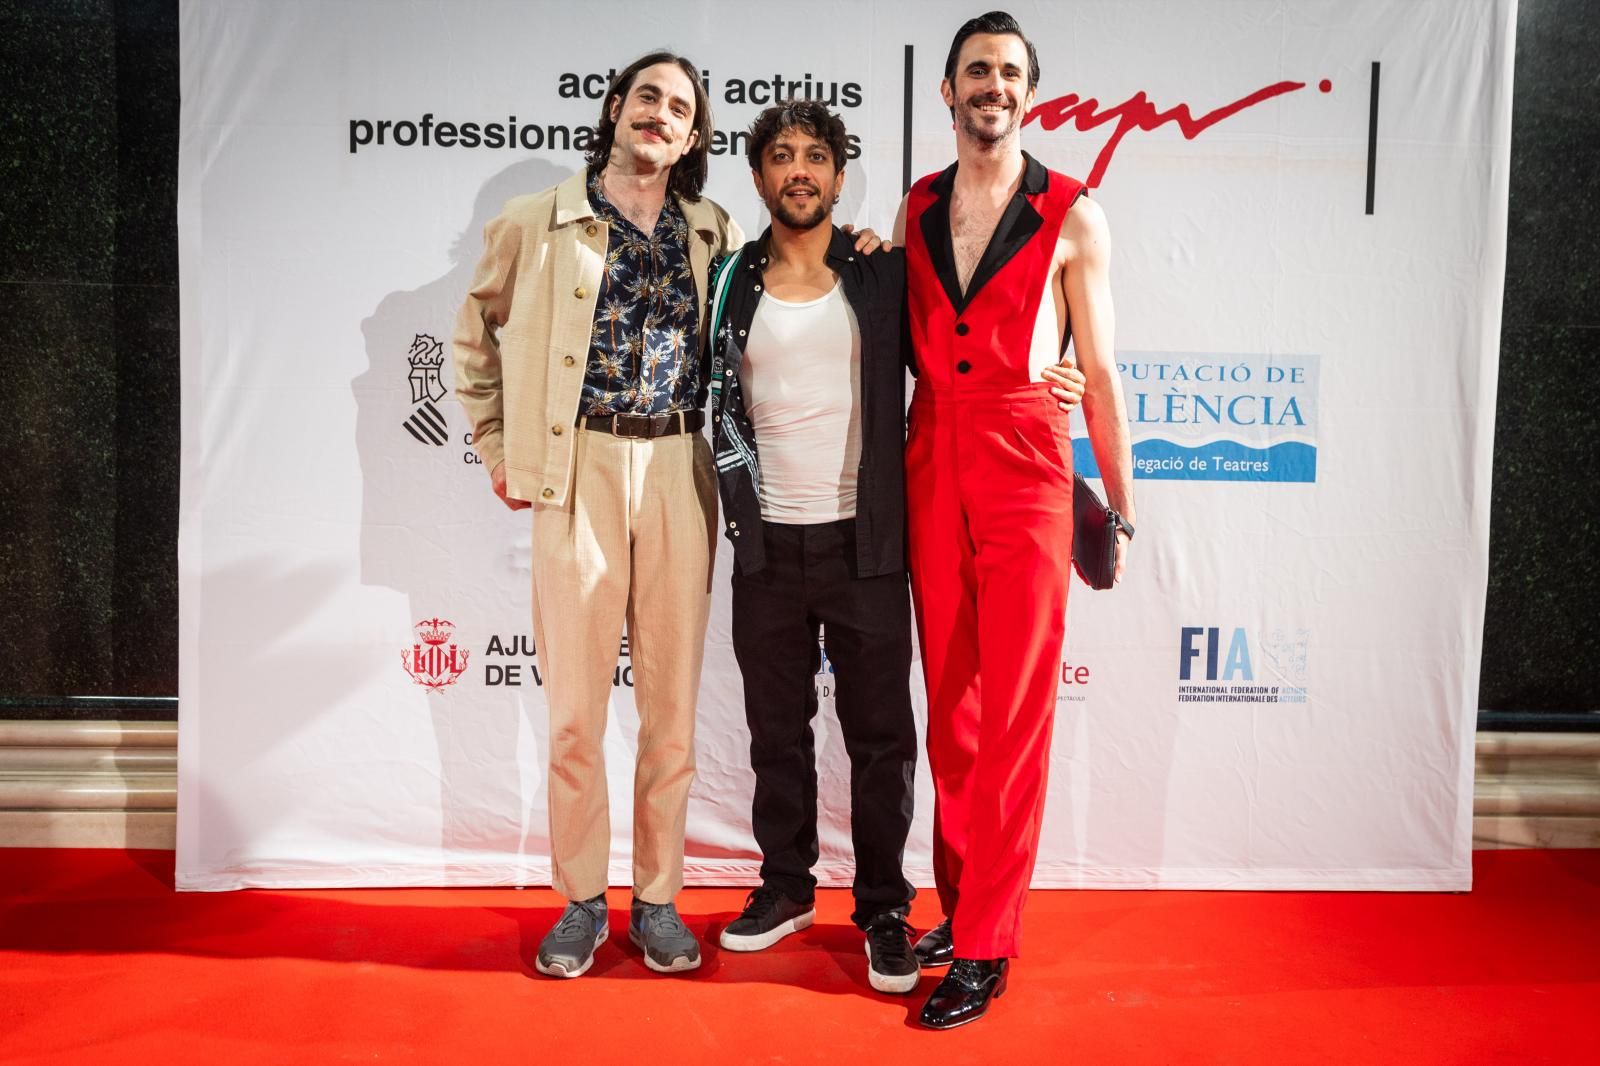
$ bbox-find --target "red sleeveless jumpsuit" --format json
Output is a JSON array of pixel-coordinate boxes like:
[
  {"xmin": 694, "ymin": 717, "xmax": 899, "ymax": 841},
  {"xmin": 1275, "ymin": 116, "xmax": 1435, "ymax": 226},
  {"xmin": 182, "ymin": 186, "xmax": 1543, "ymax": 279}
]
[{"xmin": 905, "ymin": 153, "xmax": 1085, "ymax": 959}]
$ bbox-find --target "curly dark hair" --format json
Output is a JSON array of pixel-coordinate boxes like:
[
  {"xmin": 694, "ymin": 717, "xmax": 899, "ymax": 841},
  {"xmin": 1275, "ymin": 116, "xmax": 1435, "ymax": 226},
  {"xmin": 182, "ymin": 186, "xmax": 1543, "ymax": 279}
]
[
  {"xmin": 583, "ymin": 51, "xmax": 713, "ymax": 202},
  {"xmin": 745, "ymin": 100, "xmax": 848, "ymax": 174},
  {"xmin": 943, "ymin": 10, "xmax": 1041, "ymax": 118}
]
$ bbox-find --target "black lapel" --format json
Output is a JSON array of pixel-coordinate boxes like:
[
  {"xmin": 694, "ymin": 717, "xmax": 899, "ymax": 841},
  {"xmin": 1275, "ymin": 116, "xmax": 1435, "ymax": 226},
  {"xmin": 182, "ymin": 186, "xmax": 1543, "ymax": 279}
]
[
  {"xmin": 918, "ymin": 163, "xmax": 964, "ymax": 313},
  {"xmin": 960, "ymin": 153, "xmax": 1049, "ymax": 310}
]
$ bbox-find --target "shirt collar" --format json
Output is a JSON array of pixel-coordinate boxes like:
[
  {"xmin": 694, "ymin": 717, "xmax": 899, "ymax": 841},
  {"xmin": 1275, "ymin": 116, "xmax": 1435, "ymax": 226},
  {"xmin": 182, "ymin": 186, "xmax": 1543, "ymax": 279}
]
[
  {"xmin": 928, "ymin": 150, "xmax": 1049, "ymax": 198},
  {"xmin": 749, "ymin": 225, "xmax": 864, "ymax": 268}
]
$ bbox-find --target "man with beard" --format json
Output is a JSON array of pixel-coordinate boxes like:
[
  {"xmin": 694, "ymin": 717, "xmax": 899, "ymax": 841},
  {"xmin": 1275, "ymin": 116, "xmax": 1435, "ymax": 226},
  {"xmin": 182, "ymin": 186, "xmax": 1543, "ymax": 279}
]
[
  {"xmin": 704, "ymin": 100, "xmax": 923, "ymax": 994},
  {"xmin": 893, "ymin": 11, "xmax": 1136, "ymax": 1029}
]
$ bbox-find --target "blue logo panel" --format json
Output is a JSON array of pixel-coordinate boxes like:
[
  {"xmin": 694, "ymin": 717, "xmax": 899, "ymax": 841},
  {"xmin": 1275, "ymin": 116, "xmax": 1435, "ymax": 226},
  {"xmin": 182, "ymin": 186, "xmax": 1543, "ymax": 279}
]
[{"xmin": 1072, "ymin": 439, "xmax": 1316, "ymax": 482}]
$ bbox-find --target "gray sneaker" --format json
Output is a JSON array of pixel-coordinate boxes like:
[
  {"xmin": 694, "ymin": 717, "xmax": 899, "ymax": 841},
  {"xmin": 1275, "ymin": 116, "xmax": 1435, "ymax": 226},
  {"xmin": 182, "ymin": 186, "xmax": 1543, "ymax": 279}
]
[
  {"xmin": 629, "ymin": 898, "xmax": 702, "ymax": 973},
  {"xmin": 535, "ymin": 895, "xmax": 608, "ymax": 978}
]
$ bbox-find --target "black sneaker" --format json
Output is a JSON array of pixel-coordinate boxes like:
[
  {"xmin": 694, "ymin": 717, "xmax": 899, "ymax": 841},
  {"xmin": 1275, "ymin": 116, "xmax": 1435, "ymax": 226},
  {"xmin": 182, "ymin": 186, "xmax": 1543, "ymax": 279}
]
[
  {"xmin": 864, "ymin": 912, "xmax": 920, "ymax": 994},
  {"xmin": 718, "ymin": 885, "xmax": 815, "ymax": 952}
]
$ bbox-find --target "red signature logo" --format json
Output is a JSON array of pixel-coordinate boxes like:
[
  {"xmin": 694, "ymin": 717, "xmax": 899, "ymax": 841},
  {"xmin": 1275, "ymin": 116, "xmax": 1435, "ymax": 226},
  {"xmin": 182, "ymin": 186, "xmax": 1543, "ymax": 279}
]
[{"xmin": 1024, "ymin": 78, "xmax": 1330, "ymax": 186}]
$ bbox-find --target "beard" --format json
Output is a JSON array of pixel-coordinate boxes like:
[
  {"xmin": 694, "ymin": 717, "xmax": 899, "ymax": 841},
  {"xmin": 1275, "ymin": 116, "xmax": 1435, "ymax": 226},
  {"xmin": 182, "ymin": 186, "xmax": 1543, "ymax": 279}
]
[
  {"xmin": 769, "ymin": 186, "xmax": 830, "ymax": 231},
  {"xmin": 958, "ymin": 95, "xmax": 1020, "ymax": 146}
]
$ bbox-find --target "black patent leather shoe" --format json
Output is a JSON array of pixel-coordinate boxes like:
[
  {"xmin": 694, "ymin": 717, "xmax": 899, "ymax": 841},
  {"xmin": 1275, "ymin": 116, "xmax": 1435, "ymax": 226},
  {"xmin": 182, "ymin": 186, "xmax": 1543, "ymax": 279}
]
[
  {"xmin": 914, "ymin": 918, "xmax": 954, "ymax": 968},
  {"xmin": 917, "ymin": 958, "xmax": 1009, "ymax": 1030}
]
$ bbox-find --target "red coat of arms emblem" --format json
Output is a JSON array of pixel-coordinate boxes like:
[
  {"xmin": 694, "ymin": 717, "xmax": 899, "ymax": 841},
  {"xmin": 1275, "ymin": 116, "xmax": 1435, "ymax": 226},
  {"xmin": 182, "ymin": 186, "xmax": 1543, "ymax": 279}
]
[{"xmin": 402, "ymin": 617, "xmax": 470, "ymax": 692}]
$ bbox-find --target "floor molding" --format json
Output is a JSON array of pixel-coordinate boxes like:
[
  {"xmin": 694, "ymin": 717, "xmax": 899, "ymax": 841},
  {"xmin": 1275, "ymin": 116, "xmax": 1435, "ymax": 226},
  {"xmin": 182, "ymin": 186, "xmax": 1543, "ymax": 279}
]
[{"xmin": 3, "ymin": 721, "xmax": 1596, "ymax": 850}]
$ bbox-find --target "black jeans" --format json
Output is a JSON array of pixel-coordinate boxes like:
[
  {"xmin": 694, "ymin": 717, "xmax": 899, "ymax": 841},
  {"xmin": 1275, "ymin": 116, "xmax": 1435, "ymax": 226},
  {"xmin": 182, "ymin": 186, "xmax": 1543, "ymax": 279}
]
[{"xmin": 730, "ymin": 518, "xmax": 917, "ymax": 929}]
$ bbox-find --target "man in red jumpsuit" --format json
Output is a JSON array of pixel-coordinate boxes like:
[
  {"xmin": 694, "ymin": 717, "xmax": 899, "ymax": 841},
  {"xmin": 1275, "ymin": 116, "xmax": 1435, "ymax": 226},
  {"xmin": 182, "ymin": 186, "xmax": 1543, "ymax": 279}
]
[{"xmin": 893, "ymin": 10, "xmax": 1137, "ymax": 1030}]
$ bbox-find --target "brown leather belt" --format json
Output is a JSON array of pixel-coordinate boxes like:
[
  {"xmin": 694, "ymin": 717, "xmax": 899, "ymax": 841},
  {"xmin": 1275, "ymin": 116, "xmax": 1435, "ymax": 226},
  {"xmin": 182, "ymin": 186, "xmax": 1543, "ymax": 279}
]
[{"xmin": 580, "ymin": 410, "xmax": 704, "ymax": 438}]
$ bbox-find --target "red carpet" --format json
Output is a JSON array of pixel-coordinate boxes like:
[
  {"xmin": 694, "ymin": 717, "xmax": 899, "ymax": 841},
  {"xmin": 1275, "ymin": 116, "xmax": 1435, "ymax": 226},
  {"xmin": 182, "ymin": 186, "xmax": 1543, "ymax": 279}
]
[{"xmin": 2, "ymin": 849, "xmax": 1596, "ymax": 1065}]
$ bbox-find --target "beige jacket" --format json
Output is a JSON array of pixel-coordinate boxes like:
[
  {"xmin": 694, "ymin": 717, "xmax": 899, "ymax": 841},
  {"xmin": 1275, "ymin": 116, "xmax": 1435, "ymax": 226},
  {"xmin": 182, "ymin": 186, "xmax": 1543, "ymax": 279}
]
[{"xmin": 452, "ymin": 168, "xmax": 743, "ymax": 504}]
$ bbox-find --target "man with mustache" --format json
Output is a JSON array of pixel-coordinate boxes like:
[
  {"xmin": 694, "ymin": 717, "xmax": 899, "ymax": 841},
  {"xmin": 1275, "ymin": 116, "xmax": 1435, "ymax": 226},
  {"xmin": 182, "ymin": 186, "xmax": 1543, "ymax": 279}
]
[
  {"xmin": 704, "ymin": 100, "xmax": 923, "ymax": 993},
  {"xmin": 456, "ymin": 51, "xmax": 881, "ymax": 981},
  {"xmin": 455, "ymin": 50, "xmax": 732, "ymax": 979},
  {"xmin": 893, "ymin": 11, "xmax": 1136, "ymax": 1029}
]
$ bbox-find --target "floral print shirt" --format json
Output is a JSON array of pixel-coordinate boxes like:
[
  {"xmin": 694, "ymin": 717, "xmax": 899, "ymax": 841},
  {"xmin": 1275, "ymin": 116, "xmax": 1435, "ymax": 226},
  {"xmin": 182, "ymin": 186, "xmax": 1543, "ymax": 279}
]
[{"xmin": 580, "ymin": 169, "xmax": 702, "ymax": 415}]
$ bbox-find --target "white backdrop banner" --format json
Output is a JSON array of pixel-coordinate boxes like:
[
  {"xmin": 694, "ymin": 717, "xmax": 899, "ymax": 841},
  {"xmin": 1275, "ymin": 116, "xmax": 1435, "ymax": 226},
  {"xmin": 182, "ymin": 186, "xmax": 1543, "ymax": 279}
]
[{"xmin": 177, "ymin": 0, "xmax": 1513, "ymax": 890}]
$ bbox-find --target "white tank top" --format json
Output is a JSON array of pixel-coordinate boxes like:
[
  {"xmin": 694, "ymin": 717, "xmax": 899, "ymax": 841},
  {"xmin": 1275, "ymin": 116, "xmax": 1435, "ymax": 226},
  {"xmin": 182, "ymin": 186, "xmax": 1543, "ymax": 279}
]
[{"xmin": 740, "ymin": 281, "xmax": 862, "ymax": 524}]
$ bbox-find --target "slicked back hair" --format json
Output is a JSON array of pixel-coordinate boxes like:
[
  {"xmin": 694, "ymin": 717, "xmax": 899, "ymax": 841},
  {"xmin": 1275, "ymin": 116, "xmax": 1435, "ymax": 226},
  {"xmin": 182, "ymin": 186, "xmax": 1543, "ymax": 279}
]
[
  {"xmin": 745, "ymin": 100, "xmax": 848, "ymax": 175},
  {"xmin": 584, "ymin": 50, "xmax": 713, "ymax": 202},
  {"xmin": 943, "ymin": 10, "xmax": 1041, "ymax": 117}
]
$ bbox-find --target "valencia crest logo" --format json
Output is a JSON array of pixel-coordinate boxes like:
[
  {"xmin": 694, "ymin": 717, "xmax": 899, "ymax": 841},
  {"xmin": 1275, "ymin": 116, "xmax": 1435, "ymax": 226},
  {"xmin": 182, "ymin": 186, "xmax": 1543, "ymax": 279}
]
[{"xmin": 401, "ymin": 617, "xmax": 470, "ymax": 692}]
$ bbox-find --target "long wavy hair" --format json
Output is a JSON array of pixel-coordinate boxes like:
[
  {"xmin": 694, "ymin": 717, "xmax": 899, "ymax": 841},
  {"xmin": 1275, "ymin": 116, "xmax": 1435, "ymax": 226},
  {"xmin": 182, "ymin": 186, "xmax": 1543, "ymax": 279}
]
[{"xmin": 584, "ymin": 51, "xmax": 713, "ymax": 202}]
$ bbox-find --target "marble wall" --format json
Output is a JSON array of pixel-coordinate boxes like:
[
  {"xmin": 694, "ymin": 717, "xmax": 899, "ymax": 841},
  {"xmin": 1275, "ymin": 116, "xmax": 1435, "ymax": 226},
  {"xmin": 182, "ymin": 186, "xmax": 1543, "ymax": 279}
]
[
  {"xmin": 0, "ymin": 1, "xmax": 1592, "ymax": 714},
  {"xmin": 1, "ymin": 1, "xmax": 179, "ymax": 711},
  {"xmin": 1479, "ymin": 0, "xmax": 1599, "ymax": 711}
]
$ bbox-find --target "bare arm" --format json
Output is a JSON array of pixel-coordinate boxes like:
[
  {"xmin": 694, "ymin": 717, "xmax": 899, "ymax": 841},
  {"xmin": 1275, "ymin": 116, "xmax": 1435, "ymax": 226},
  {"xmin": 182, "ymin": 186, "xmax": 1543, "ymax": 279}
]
[{"xmin": 1061, "ymin": 196, "xmax": 1135, "ymax": 577}]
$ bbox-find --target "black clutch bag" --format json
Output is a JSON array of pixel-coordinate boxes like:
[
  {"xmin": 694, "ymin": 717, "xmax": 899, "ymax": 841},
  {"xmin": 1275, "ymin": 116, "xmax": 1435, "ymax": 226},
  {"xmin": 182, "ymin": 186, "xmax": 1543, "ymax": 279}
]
[{"xmin": 1071, "ymin": 473, "xmax": 1126, "ymax": 590}]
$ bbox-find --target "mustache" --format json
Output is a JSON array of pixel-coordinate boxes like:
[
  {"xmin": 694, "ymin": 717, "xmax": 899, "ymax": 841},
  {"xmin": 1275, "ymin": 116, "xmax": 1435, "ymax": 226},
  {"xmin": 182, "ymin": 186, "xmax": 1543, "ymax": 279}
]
[
  {"xmin": 965, "ymin": 93, "xmax": 1012, "ymax": 109},
  {"xmin": 782, "ymin": 180, "xmax": 821, "ymax": 194},
  {"xmin": 630, "ymin": 119, "xmax": 672, "ymax": 141}
]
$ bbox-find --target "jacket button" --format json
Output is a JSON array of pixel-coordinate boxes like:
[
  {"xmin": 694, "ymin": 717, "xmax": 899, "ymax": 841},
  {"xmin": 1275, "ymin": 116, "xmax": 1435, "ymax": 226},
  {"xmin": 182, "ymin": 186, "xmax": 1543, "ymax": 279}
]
[
  {"xmin": 585, "ymin": 224, "xmax": 597, "ymax": 237},
  {"xmin": 551, "ymin": 425, "xmax": 563, "ymax": 436},
  {"xmin": 754, "ymin": 284, "xmax": 762, "ymax": 292},
  {"xmin": 729, "ymin": 521, "xmax": 737, "ymax": 528},
  {"xmin": 732, "ymin": 530, "xmax": 740, "ymax": 537},
  {"xmin": 955, "ymin": 322, "xmax": 970, "ymax": 336},
  {"xmin": 574, "ymin": 287, "xmax": 587, "ymax": 299},
  {"xmin": 564, "ymin": 355, "xmax": 575, "ymax": 367},
  {"xmin": 541, "ymin": 488, "xmax": 554, "ymax": 499},
  {"xmin": 957, "ymin": 360, "xmax": 972, "ymax": 374}
]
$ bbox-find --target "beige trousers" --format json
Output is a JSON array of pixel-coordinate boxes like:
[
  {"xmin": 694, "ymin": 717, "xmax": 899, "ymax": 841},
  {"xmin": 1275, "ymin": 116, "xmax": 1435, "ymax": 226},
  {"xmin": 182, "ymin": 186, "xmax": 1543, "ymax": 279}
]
[{"xmin": 530, "ymin": 425, "xmax": 718, "ymax": 904}]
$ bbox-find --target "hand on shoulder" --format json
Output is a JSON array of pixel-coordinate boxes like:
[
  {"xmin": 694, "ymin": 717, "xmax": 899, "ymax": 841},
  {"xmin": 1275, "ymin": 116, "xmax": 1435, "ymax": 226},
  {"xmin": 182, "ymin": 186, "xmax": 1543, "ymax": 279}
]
[{"xmin": 840, "ymin": 223, "xmax": 893, "ymax": 256}]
